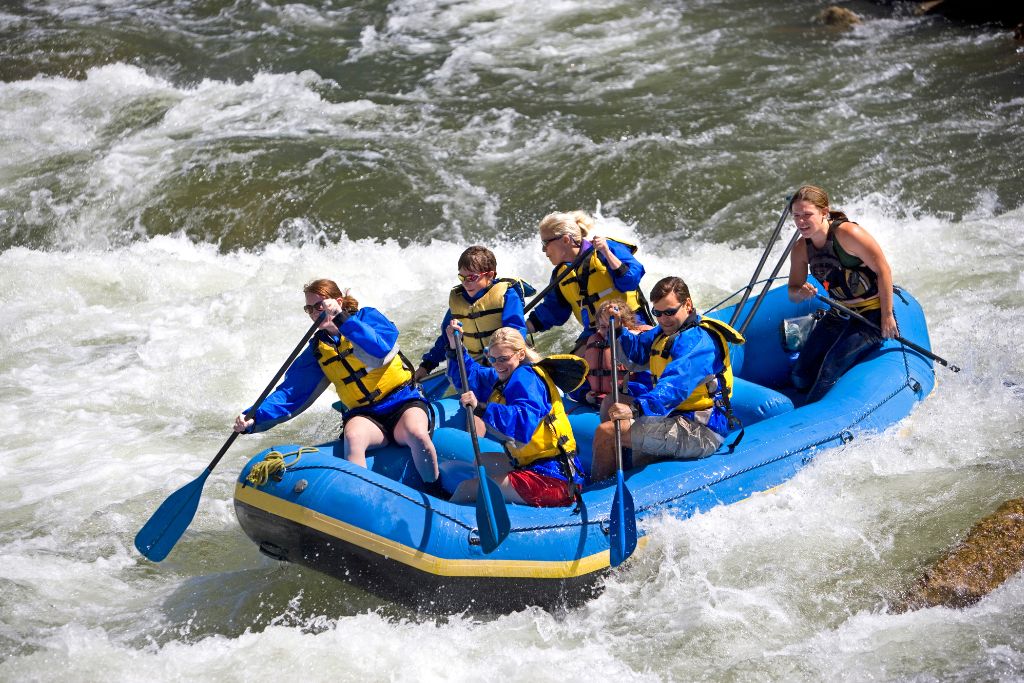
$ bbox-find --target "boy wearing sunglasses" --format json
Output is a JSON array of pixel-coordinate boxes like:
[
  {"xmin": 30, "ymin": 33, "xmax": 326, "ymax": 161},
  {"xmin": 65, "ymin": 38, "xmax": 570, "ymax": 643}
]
[
  {"xmin": 414, "ymin": 246, "xmax": 534, "ymax": 382},
  {"xmin": 589, "ymin": 276, "xmax": 745, "ymax": 482}
]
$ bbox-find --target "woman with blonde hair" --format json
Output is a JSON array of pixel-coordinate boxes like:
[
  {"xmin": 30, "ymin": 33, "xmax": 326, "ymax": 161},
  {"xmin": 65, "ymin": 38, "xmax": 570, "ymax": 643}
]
[
  {"xmin": 234, "ymin": 278, "xmax": 441, "ymax": 494},
  {"xmin": 527, "ymin": 210, "xmax": 650, "ymax": 352},
  {"xmin": 442, "ymin": 323, "xmax": 584, "ymax": 507}
]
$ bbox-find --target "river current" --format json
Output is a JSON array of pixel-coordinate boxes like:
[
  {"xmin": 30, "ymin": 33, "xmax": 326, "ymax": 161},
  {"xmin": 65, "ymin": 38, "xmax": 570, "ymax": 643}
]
[{"xmin": 1, "ymin": 1, "xmax": 1023, "ymax": 681}]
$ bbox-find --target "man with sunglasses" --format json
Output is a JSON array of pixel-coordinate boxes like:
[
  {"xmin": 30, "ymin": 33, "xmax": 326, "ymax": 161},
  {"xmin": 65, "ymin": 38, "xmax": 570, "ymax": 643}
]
[
  {"xmin": 589, "ymin": 276, "xmax": 745, "ymax": 482},
  {"xmin": 414, "ymin": 246, "xmax": 533, "ymax": 383}
]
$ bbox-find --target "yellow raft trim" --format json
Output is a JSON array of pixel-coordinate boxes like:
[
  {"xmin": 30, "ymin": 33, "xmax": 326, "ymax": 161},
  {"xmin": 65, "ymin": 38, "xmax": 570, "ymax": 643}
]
[{"xmin": 235, "ymin": 483, "xmax": 646, "ymax": 579}]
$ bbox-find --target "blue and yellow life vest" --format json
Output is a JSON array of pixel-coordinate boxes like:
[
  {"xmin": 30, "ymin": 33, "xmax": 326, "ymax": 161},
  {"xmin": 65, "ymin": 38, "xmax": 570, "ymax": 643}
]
[
  {"xmin": 487, "ymin": 364, "xmax": 577, "ymax": 467},
  {"xmin": 555, "ymin": 239, "xmax": 642, "ymax": 329},
  {"xmin": 314, "ymin": 336, "xmax": 413, "ymax": 410},
  {"xmin": 448, "ymin": 278, "xmax": 532, "ymax": 358},
  {"xmin": 649, "ymin": 317, "xmax": 744, "ymax": 413}
]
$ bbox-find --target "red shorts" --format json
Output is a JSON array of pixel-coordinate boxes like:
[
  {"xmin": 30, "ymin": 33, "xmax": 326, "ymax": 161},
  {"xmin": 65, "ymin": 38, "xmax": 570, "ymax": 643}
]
[{"xmin": 506, "ymin": 469, "xmax": 573, "ymax": 507}]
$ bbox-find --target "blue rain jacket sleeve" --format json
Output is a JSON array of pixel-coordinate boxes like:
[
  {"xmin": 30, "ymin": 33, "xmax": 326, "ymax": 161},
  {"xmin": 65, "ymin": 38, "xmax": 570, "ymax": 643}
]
[
  {"xmin": 615, "ymin": 326, "xmax": 660, "ymax": 367},
  {"xmin": 446, "ymin": 346, "xmax": 498, "ymax": 396},
  {"xmin": 481, "ymin": 366, "xmax": 551, "ymax": 445},
  {"xmin": 606, "ymin": 238, "xmax": 646, "ymax": 294},
  {"xmin": 502, "ymin": 285, "xmax": 528, "ymax": 338},
  {"xmin": 445, "ymin": 352, "xmax": 550, "ymax": 445},
  {"xmin": 246, "ymin": 307, "xmax": 417, "ymax": 431},
  {"xmin": 421, "ymin": 310, "xmax": 454, "ymax": 370},
  {"xmin": 632, "ymin": 322, "xmax": 722, "ymax": 417},
  {"xmin": 246, "ymin": 342, "xmax": 329, "ymax": 433},
  {"xmin": 337, "ymin": 307, "xmax": 400, "ymax": 366}
]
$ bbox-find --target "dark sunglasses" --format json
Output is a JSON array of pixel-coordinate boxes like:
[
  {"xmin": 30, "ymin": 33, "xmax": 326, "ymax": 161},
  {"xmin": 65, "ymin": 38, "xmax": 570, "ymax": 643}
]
[
  {"xmin": 652, "ymin": 305, "xmax": 683, "ymax": 318},
  {"xmin": 303, "ymin": 300, "xmax": 325, "ymax": 315},
  {"xmin": 458, "ymin": 271, "xmax": 492, "ymax": 283},
  {"xmin": 541, "ymin": 235, "xmax": 562, "ymax": 250}
]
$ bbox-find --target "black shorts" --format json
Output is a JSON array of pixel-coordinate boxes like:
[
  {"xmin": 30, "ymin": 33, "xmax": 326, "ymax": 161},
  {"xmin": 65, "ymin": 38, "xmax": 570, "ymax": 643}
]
[{"xmin": 346, "ymin": 399, "xmax": 431, "ymax": 445}]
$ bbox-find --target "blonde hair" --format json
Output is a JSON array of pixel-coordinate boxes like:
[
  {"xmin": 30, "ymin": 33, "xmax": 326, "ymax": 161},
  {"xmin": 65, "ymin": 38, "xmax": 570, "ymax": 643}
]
[
  {"xmin": 537, "ymin": 210, "xmax": 595, "ymax": 244},
  {"xmin": 487, "ymin": 327, "xmax": 542, "ymax": 364}
]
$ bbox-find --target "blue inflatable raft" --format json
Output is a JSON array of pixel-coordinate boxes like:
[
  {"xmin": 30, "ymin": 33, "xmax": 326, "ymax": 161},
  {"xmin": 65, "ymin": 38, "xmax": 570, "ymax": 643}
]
[{"xmin": 233, "ymin": 284, "xmax": 936, "ymax": 611}]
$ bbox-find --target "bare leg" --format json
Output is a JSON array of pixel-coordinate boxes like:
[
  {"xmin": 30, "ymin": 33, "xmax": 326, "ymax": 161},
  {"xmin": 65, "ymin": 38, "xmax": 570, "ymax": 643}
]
[
  {"xmin": 590, "ymin": 418, "xmax": 634, "ymax": 482},
  {"xmin": 449, "ymin": 452, "xmax": 526, "ymax": 505},
  {"xmin": 342, "ymin": 415, "xmax": 388, "ymax": 468},
  {"xmin": 393, "ymin": 406, "xmax": 439, "ymax": 483}
]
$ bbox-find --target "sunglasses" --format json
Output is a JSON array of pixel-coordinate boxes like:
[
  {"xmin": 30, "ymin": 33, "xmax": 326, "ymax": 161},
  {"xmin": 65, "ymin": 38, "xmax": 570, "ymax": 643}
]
[
  {"xmin": 540, "ymin": 235, "xmax": 562, "ymax": 250},
  {"xmin": 486, "ymin": 353, "xmax": 517, "ymax": 364},
  {"xmin": 652, "ymin": 305, "xmax": 683, "ymax": 318},
  {"xmin": 458, "ymin": 271, "xmax": 493, "ymax": 283},
  {"xmin": 303, "ymin": 300, "xmax": 325, "ymax": 315}
]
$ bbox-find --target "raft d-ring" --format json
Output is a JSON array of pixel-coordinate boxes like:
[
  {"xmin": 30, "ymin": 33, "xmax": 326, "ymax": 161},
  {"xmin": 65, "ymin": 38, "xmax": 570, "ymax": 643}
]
[
  {"xmin": 468, "ymin": 530, "xmax": 482, "ymax": 546},
  {"xmin": 840, "ymin": 430, "xmax": 854, "ymax": 444},
  {"xmin": 909, "ymin": 378, "xmax": 922, "ymax": 393},
  {"xmin": 599, "ymin": 520, "xmax": 611, "ymax": 536}
]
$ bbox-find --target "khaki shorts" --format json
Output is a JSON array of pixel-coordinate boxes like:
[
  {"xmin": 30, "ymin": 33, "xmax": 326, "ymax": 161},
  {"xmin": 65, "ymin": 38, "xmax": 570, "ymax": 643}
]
[{"xmin": 632, "ymin": 409, "xmax": 724, "ymax": 461}]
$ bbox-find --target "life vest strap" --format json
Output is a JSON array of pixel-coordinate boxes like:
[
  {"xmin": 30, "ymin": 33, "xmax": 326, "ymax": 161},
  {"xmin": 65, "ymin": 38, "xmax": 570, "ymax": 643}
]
[
  {"xmin": 452, "ymin": 306, "xmax": 504, "ymax": 321},
  {"xmin": 319, "ymin": 346, "xmax": 355, "ymax": 365}
]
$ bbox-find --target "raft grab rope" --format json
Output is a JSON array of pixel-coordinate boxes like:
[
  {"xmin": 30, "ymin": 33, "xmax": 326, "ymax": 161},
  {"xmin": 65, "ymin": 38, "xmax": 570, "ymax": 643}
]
[{"xmin": 245, "ymin": 447, "xmax": 317, "ymax": 487}]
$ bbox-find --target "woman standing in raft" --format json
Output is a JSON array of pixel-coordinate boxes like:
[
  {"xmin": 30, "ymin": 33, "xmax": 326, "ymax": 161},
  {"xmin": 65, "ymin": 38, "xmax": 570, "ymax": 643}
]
[
  {"xmin": 788, "ymin": 185, "xmax": 897, "ymax": 403},
  {"xmin": 234, "ymin": 279, "xmax": 441, "ymax": 492},
  {"xmin": 526, "ymin": 210, "xmax": 650, "ymax": 353},
  {"xmin": 444, "ymin": 322, "xmax": 585, "ymax": 507}
]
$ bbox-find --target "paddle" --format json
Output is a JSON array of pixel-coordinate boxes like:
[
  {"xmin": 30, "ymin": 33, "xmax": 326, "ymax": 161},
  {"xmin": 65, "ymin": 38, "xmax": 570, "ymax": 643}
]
[
  {"xmin": 452, "ymin": 330, "xmax": 511, "ymax": 553},
  {"xmin": 815, "ymin": 295, "xmax": 961, "ymax": 372},
  {"xmin": 523, "ymin": 246, "xmax": 595, "ymax": 316},
  {"xmin": 737, "ymin": 228, "xmax": 802, "ymax": 336},
  {"xmin": 729, "ymin": 195, "xmax": 795, "ymax": 327},
  {"xmin": 134, "ymin": 314, "xmax": 325, "ymax": 562},
  {"xmin": 608, "ymin": 316, "xmax": 638, "ymax": 567}
]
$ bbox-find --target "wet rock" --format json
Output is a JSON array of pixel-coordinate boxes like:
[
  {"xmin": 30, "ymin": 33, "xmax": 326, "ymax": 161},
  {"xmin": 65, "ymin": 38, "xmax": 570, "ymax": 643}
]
[
  {"xmin": 898, "ymin": 498, "xmax": 1024, "ymax": 611},
  {"xmin": 903, "ymin": 0, "xmax": 1024, "ymax": 28},
  {"xmin": 818, "ymin": 6, "xmax": 863, "ymax": 27}
]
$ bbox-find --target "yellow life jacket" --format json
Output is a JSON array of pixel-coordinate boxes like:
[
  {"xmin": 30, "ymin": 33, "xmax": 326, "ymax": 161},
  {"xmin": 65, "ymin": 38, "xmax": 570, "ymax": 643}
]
[
  {"xmin": 314, "ymin": 336, "xmax": 413, "ymax": 410},
  {"xmin": 488, "ymin": 364, "xmax": 578, "ymax": 466},
  {"xmin": 448, "ymin": 279, "xmax": 530, "ymax": 359},
  {"xmin": 555, "ymin": 239, "xmax": 642, "ymax": 329},
  {"xmin": 649, "ymin": 317, "xmax": 745, "ymax": 413}
]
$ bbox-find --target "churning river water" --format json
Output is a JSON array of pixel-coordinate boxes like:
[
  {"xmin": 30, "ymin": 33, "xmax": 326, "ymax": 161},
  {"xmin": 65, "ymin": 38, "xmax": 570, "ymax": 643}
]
[{"xmin": 1, "ymin": 0, "xmax": 1023, "ymax": 681}]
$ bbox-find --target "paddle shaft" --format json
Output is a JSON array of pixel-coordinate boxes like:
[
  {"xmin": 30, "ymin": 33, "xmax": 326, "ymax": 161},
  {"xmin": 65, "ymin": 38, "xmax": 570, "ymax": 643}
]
[
  {"xmin": 452, "ymin": 330, "xmax": 511, "ymax": 552},
  {"xmin": 815, "ymin": 295, "xmax": 961, "ymax": 372},
  {"xmin": 737, "ymin": 228, "xmax": 801, "ymax": 336},
  {"xmin": 523, "ymin": 246, "xmax": 595, "ymax": 315},
  {"xmin": 134, "ymin": 312, "xmax": 325, "ymax": 561},
  {"xmin": 452, "ymin": 332, "xmax": 485, "ymax": 467},
  {"xmin": 607, "ymin": 315, "xmax": 638, "ymax": 567},
  {"xmin": 609, "ymin": 316, "xmax": 624, "ymax": 471},
  {"xmin": 728, "ymin": 195, "xmax": 794, "ymax": 327},
  {"xmin": 206, "ymin": 314, "xmax": 325, "ymax": 474}
]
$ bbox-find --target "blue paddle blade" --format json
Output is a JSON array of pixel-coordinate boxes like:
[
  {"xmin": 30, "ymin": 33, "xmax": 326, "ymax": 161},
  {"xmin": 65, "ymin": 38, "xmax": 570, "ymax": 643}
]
[
  {"xmin": 475, "ymin": 466, "xmax": 511, "ymax": 554},
  {"xmin": 134, "ymin": 469, "xmax": 211, "ymax": 562},
  {"xmin": 609, "ymin": 471, "xmax": 637, "ymax": 567}
]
